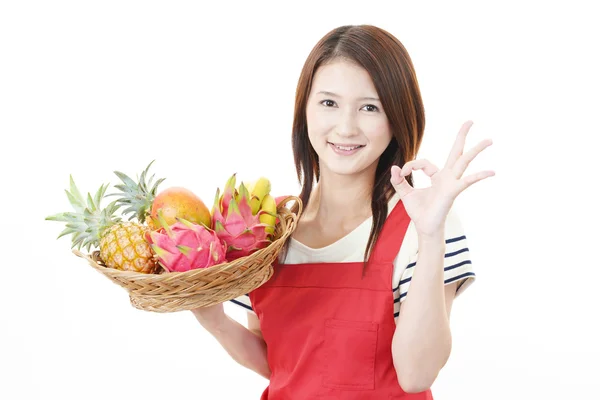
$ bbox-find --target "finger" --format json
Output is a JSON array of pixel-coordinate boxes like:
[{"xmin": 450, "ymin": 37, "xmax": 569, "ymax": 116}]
[
  {"xmin": 391, "ymin": 165, "xmax": 414, "ymax": 198},
  {"xmin": 457, "ymin": 170, "xmax": 496, "ymax": 192},
  {"xmin": 453, "ymin": 139, "xmax": 493, "ymax": 177},
  {"xmin": 401, "ymin": 159, "xmax": 439, "ymax": 177},
  {"xmin": 444, "ymin": 120, "xmax": 473, "ymax": 169}
]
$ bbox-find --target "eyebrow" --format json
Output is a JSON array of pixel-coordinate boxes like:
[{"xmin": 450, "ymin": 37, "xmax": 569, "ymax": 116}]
[{"xmin": 316, "ymin": 91, "xmax": 380, "ymax": 102}]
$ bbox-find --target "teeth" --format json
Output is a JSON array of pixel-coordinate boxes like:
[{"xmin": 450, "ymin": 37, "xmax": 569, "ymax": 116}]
[{"xmin": 335, "ymin": 145, "xmax": 361, "ymax": 150}]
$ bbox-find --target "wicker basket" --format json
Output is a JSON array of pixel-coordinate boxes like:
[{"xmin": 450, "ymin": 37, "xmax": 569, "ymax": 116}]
[{"xmin": 72, "ymin": 195, "xmax": 302, "ymax": 313}]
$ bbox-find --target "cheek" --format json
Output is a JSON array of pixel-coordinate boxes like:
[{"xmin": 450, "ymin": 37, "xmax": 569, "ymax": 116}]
[
  {"xmin": 306, "ymin": 111, "xmax": 330, "ymax": 147},
  {"xmin": 365, "ymin": 119, "xmax": 392, "ymax": 144},
  {"xmin": 307, "ymin": 104, "xmax": 335, "ymax": 134}
]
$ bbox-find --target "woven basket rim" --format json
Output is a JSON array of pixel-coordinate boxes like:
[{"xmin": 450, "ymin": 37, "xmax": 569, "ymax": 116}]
[
  {"xmin": 72, "ymin": 195, "xmax": 302, "ymax": 280},
  {"xmin": 72, "ymin": 232, "xmax": 287, "ymax": 280}
]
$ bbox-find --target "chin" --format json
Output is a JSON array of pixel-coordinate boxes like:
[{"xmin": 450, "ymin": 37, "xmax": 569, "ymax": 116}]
[{"xmin": 319, "ymin": 158, "xmax": 372, "ymax": 177}]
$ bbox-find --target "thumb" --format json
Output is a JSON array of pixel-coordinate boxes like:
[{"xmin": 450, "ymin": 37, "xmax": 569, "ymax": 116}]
[{"xmin": 390, "ymin": 165, "xmax": 413, "ymax": 197}]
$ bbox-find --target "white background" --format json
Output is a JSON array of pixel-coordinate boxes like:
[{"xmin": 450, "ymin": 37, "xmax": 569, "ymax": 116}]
[{"xmin": 1, "ymin": 1, "xmax": 598, "ymax": 399}]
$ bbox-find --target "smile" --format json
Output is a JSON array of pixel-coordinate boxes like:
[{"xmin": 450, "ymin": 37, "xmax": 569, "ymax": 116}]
[{"xmin": 328, "ymin": 142, "xmax": 365, "ymax": 155}]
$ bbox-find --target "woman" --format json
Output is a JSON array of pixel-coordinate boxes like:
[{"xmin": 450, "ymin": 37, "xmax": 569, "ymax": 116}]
[{"xmin": 193, "ymin": 24, "xmax": 494, "ymax": 399}]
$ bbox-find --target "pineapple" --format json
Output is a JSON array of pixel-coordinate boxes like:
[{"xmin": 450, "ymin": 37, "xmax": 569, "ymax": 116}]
[
  {"xmin": 46, "ymin": 176, "xmax": 159, "ymax": 274},
  {"xmin": 107, "ymin": 160, "xmax": 165, "ymax": 227}
]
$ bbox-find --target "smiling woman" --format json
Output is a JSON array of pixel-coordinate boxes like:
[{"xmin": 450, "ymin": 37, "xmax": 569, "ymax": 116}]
[
  {"xmin": 307, "ymin": 61, "xmax": 392, "ymax": 185},
  {"xmin": 193, "ymin": 24, "xmax": 493, "ymax": 399},
  {"xmin": 289, "ymin": 25, "xmax": 428, "ymax": 268}
]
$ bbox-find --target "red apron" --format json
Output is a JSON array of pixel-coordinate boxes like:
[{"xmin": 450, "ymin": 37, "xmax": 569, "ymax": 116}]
[{"xmin": 249, "ymin": 200, "xmax": 433, "ymax": 399}]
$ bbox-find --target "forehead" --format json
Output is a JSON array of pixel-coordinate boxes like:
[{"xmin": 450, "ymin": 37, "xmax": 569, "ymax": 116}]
[{"xmin": 311, "ymin": 59, "xmax": 377, "ymax": 96}]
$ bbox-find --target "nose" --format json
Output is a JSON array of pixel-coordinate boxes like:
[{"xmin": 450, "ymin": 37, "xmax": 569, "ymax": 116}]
[{"xmin": 336, "ymin": 109, "xmax": 359, "ymax": 137}]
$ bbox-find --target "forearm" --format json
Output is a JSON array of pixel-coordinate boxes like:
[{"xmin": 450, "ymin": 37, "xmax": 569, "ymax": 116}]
[
  {"xmin": 192, "ymin": 311, "xmax": 271, "ymax": 380},
  {"xmin": 392, "ymin": 232, "xmax": 452, "ymax": 392}
]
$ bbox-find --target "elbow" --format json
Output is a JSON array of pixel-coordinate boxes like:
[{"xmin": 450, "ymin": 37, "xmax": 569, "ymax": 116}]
[
  {"xmin": 392, "ymin": 332, "xmax": 453, "ymax": 393},
  {"xmin": 393, "ymin": 346, "xmax": 451, "ymax": 394},
  {"xmin": 397, "ymin": 372, "xmax": 436, "ymax": 394}
]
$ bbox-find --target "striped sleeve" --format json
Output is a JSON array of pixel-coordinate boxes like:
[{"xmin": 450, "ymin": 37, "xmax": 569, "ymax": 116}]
[
  {"xmin": 229, "ymin": 294, "xmax": 255, "ymax": 314},
  {"xmin": 395, "ymin": 208, "xmax": 476, "ymax": 306}
]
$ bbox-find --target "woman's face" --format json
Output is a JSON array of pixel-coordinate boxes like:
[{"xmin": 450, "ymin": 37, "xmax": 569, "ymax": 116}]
[{"xmin": 306, "ymin": 59, "xmax": 392, "ymax": 178}]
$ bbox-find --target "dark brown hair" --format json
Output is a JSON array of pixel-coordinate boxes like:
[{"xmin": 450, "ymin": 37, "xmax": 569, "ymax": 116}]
[{"xmin": 283, "ymin": 24, "xmax": 425, "ymax": 268}]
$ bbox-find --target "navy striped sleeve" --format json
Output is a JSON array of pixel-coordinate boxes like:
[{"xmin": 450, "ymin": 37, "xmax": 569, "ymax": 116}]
[
  {"xmin": 228, "ymin": 294, "xmax": 255, "ymax": 313},
  {"xmin": 394, "ymin": 208, "xmax": 476, "ymax": 311}
]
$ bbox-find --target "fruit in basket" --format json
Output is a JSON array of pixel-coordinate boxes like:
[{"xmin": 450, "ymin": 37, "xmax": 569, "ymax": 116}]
[
  {"xmin": 243, "ymin": 177, "xmax": 272, "ymax": 215},
  {"xmin": 259, "ymin": 194, "xmax": 277, "ymax": 234},
  {"xmin": 46, "ymin": 176, "xmax": 159, "ymax": 274},
  {"xmin": 147, "ymin": 211, "xmax": 226, "ymax": 272},
  {"xmin": 150, "ymin": 187, "xmax": 211, "ymax": 229},
  {"xmin": 109, "ymin": 161, "xmax": 210, "ymax": 229},
  {"xmin": 212, "ymin": 173, "xmax": 277, "ymax": 261},
  {"xmin": 109, "ymin": 160, "xmax": 165, "ymax": 225},
  {"xmin": 240, "ymin": 177, "xmax": 278, "ymax": 233}
]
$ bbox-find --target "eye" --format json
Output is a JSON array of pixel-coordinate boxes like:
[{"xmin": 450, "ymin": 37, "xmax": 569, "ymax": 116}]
[
  {"xmin": 320, "ymin": 99, "xmax": 337, "ymax": 107},
  {"xmin": 362, "ymin": 104, "xmax": 379, "ymax": 112}
]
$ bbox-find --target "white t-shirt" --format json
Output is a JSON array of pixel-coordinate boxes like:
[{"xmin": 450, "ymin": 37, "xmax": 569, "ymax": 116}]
[{"xmin": 230, "ymin": 193, "xmax": 476, "ymax": 323}]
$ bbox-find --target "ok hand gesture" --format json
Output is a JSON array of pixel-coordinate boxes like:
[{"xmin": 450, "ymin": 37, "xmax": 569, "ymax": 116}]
[{"xmin": 390, "ymin": 121, "xmax": 494, "ymax": 238}]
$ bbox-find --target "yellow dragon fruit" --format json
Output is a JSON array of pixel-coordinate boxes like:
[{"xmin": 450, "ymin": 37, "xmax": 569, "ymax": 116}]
[
  {"xmin": 147, "ymin": 211, "xmax": 227, "ymax": 272},
  {"xmin": 212, "ymin": 173, "xmax": 275, "ymax": 261}
]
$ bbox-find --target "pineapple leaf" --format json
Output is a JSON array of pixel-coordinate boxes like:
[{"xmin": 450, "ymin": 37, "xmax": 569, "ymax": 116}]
[
  {"xmin": 47, "ymin": 176, "xmax": 119, "ymax": 252},
  {"xmin": 109, "ymin": 183, "xmax": 135, "ymax": 196},
  {"xmin": 56, "ymin": 228, "xmax": 77, "ymax": 240},
  {"xmin": 45, "ymin": 212, "xmax": 72, "ymax": 222},
  {"xmin": 121, "ymin": 206, "xmax": 139, "ymax": 221},
  {"xmin": 65, "ymin": 189, "xmax": 85, "ymax": 214},
  {"xmin": 107, "ymin": 161, "xmax": 164, "ymax": 223},
  {"xmin": 112, "ymin": 170, "xmax": 138, "ymax": 192},
  {"xmin": 86, "ymin": 192, "xmax": 96, "ymax": 212},
  {"xmin": 104, "ymin": 200, "xmax": 122, "ymax": 219},
  {"xmin": 93, "ymin": 184, "xmax": 106, "ymax": 209},
  {"xmin": 69, "ymin": 175, "xmax": 85, "ymax": 206},
  {"xmin": 139, "ymin": 161, "xmax": 154, "ymax": 190},
  {"xmin": 65, "ymin": 222, "xmax": 83, "ymax": 229},
  {"xmin": 151, "ymin": 178, "xmax": 166, "ymax": 194}
]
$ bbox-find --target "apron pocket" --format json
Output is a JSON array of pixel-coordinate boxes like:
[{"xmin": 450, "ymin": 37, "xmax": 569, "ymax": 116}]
[{"xmin": 323, "ymin": 318, "xmax": 378, "ymax": 390}]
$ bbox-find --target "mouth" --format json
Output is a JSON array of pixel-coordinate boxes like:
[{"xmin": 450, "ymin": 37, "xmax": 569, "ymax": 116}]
[
  {"xmin": 328, "ymin": 142, "xmax": 365, "ymax": 151},
  {"xmin": 327, "ymin": 142, "xmax": 365, "ymax": 155}
]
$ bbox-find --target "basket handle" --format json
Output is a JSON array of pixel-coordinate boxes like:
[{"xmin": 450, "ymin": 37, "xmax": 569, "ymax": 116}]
[{"xmin": 275, "ymin": 195, "xmax": 303, "ymax": 218}]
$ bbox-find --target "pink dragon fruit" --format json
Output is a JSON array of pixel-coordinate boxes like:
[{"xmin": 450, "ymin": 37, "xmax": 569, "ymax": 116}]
[
  {"xmin": 147, "ymin": 213, "xmax": 227, "ymax": 272},
  {"xmin": 212, "ymin": 173, "xmax": 272, "ymax": 261}
]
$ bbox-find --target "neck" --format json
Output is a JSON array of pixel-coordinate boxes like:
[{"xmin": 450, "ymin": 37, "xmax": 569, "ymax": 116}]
[{"xmin": 308, "ymin": 168, "xmax": 374, "ymax": 221}]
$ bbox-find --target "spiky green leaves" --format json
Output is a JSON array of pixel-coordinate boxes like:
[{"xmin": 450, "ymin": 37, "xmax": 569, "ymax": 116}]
[
  {"xmin": 108, "ymin": 160, "xmax": 165, "ymax": 223},
  {"xmin": 46, "ymin": 176, "xmax": 121, "ymax": 252}
]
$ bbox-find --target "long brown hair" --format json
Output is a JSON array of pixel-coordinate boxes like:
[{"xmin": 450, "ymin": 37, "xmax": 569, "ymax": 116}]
[{"xmin": 283, "ymin": 24, "xmax": 425, "ymax": 268}]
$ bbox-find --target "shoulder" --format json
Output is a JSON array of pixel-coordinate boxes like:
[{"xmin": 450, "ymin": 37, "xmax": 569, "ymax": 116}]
[{"xmin": 391, "ymin": 204, "xmax": 476, "ymax": 303}]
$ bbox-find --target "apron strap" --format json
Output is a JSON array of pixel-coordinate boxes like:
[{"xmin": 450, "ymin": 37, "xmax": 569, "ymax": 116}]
[{"xmin": 368, "ymin": 199, "xmax": 411, "ymax": 265}]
